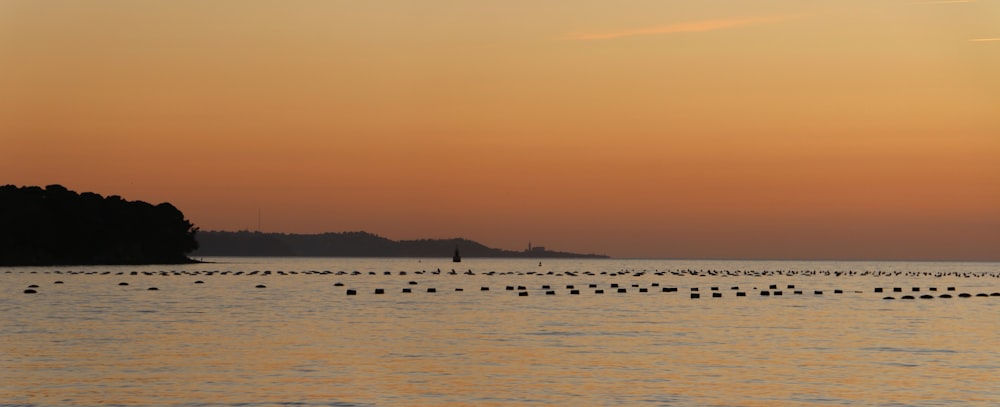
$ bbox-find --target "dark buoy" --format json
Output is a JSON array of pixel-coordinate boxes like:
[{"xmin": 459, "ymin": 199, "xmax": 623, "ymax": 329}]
[
  {"xmin": 346, "ymin": 289, "xmax": 357, "ymax": 295},
  {"xmin": 256, "ymin": 284, "xmax": 266, "ymax": 288},
  {"xmin": 736, "ymin": 292, "xmax": 746, "ymax": 297},
  {"xmin": 148, "ymin": 287, "xmax": 159, "ymax": 291},
  {"xmin": 119, "ymin": 282, "xmax": 129, "ymax": 286},
  {"xmin": 639, "ymin": 288, "xmax": 648, "ymax": 293},
  {"xmin": 455, "ymin": 288, "xmax": 463, "ymax": 292},
  {"xmin": 374, "ymin": 288, "xmax": 385, "ymax": 294},
  {"xmin": 570, "ymin": 289, "xmax": 580, "ymax": 295},
  {"xmin": 874, "ymin": 287, "xmax": 883, "ymax": 293},
  {"xmin": 901, "ymin": 295, "xmax": 915, "ymax": 299},
  {"xmin": 690, "ymin": 293, "xmax": 700, "ymax": 299},
  {"xmin": 595, "ymin": 289, "xmax": 604, "ymax": 294},
  {"xmin": 893, "ymin": 287, "xmax": 902, "ymax": 292},
  {"xmin": 947, "ymin": 287, "xmax": 956, "ymax": 291},
  {"xmin": 959, "ymin": 293, "xmax": 971, "ymax": 298},
  {"xmin": 883, "ymin": 296, "xmax": 895, "ymax": 300},
  {"xmin": 506, "ymin": 286, "xmax": 514, "ymax": 291},
  {"xmin": 427, "ymin": 288, "xmax": 437, "ymax": 293},
  {"xmin": 761, "ymin": 291, "xmax": 770, "ymax": 296},
  {"xmin": 334, "ymin": 282, "xmax": 345, "ymax": 287},
  {"xmin": 939, "ymin": 294, "xmax": 952, "ymax": 298},
  {"xmin": 920, "ymin": 295, "xmax": 933, "ymax": 299},
  {"xmin": 774, "ymin": 291, "xmax": 783, "ymax": 296},
  {"xmin": 28, "ymin": 284, "xmax": 38, "ymax": 288},
  {"xmin": 481, "ymin": 287, "xmax": 490, "ymax": 291},
  {"xmin": 712, "ymin": 292, "xmax": 722, "ymax": 298},
  {"xmin": 814, "ymin": 290, "xmax": 823, "ymax": 295},
  {"xmin": 545, "ymin": 291, "xmax": 555, "ymax": 295},
  {"xmin": 617, "ymin": 288, "xmax": 627, "ymax": 293},
  {"xmin": 402, "ymin": 288, "xmax": 412, "ymax": 293},
  {"xmin": 518, "ymin": 291, "xmax": 528, "ymax": 296},
  {"xmin": 794, "ymin": 290, "xmax": 803, "ymax": 295},
  {"xmin": 834, "ymin": 289, "xmax": 843, "ymax": 294},
  {"xmin": 24, "ymin": 289, "xmax": 37, "ymax": 294},
  {"xmin": 54, "ymin": 281, "xmax": 64, "ymax": 284}
]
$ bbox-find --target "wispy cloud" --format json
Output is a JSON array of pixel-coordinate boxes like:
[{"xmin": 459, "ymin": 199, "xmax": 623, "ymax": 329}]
[
  {"xmin": 564, "ymin": 14, "xmax": 801, "ymax": 41},
  {"xmin": 969, "ymin": 38, "xmax": 1000, "ymax": 42}
]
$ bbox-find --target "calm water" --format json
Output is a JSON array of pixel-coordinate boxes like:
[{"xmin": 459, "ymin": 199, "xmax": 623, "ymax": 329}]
[{"xmin": 2, "ymin": 258, "xmax": 999, "ymax": 406}]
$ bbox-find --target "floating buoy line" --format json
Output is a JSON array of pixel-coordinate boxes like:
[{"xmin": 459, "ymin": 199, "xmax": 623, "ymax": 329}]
[{"xmin": 7, "ymin": 267, "xmax": 999, "ymax": 299}]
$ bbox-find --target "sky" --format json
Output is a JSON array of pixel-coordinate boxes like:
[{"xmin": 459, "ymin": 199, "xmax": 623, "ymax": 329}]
[{"xmin": 2, "ymin": 0, "xmax": 999, "ymax": 260}]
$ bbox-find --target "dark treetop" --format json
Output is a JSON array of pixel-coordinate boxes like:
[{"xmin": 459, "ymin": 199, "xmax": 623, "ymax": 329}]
[
  {"xmin": 0, "ymin": 184, "xmax": 199, "ymax": 266},
  {"xmin": 192, "ymin": 231, "xmax": 609, "ymax": 259}
]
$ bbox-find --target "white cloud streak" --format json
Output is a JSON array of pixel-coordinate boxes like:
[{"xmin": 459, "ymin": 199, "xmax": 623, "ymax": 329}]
[
  {"xmin": 969, "ymin": 38, "xmax": 1000, "ymax": 42},
  {"xmin": 564, "ymin": 14, "xmax": 802, "ymax": 41}
]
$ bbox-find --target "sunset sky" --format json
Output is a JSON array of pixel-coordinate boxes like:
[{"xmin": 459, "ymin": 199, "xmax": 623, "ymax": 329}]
[{"xmin": 2, "ymin": 1, "xmax": 998, "ymax": 260}]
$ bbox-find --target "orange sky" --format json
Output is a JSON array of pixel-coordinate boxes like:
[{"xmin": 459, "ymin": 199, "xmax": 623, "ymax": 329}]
[{"xmin": 2, "ymin": 1, "xmax": 998, "ymax": 259}]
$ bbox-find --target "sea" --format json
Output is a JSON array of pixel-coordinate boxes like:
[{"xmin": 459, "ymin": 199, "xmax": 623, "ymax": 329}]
[{"xmin": 2, "ymin": 257, "xmax": 998, "ymax": 407}]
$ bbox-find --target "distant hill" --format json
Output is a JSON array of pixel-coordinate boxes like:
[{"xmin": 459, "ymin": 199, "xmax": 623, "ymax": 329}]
[
  {"xmin": 0, "ymin": 184, "xmax": 199, "ymax": 266},
  {"xmin": 192, "ymin": 231, "xmax": 608, "ymax": 259}
]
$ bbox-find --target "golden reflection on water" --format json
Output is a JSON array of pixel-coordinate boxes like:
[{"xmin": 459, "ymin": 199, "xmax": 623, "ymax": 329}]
[{"xmin": 1, "ymin": 260, "xmax": 999, "ymax": 406}]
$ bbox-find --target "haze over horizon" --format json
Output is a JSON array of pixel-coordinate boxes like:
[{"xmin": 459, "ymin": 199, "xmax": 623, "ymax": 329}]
[{"xmin": 3, "ymin": 1, "xmax": 998, "ymax": 261}]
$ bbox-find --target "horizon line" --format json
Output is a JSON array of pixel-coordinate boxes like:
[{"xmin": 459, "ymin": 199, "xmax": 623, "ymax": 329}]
[{"xmin": 194, "ymin": 230, "xmax": 999, "ymax": 263}]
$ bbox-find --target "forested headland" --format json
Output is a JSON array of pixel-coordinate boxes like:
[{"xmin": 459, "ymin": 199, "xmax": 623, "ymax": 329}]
[
  {"xmin": 193, "ymin": 231, "xmax": 608, "ymax": 259},
  {"xmin": 0, "ymin": 184, "xmax": 199, "ymax": 266}
]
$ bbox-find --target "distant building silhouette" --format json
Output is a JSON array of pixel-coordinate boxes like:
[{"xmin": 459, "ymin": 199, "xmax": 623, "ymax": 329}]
[{"xmin": 526, "ymin": 242, "xmax": 546, "ymax": 253}]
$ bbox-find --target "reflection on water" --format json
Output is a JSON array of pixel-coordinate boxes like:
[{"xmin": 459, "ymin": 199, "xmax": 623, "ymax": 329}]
[{"xmin": 2, "ymin": 258, "xmax": 998, "ymax": 406}]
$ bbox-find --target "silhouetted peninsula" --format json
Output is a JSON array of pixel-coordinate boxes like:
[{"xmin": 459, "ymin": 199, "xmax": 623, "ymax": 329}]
[
  {"xmin": 192, "ymin": 231, "xmax": 608, "ymax": 259},
  {"xmin": 0, "ymin": 184, "xmax": 199, "ymax": 266}
]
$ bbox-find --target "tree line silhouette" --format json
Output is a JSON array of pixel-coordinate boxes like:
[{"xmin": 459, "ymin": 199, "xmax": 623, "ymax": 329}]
[
  {"xmin": 0, "ymin": 184, "xmax": 199, "ymax": 266},
  {"xmin": 193, "ymin": 230, "xmax": 608, "ymax": 259}
]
